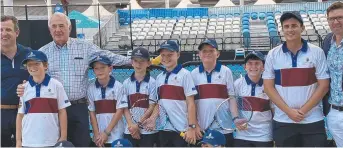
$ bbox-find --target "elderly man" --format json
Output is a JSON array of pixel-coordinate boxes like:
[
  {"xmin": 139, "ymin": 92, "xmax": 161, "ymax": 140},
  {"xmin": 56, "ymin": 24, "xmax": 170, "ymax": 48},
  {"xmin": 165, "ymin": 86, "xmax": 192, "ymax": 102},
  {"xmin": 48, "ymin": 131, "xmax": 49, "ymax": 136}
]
[
  {"xmin": 17, "ymin": 12, "xmax": 131, "ymax": 147},
  {"xmin": 322, "ymin": 2, "xmax": 343, "ymax": 147},
  {"xmin": 1, "ymin": 15, "xmax": 31, "ymax": 147}
]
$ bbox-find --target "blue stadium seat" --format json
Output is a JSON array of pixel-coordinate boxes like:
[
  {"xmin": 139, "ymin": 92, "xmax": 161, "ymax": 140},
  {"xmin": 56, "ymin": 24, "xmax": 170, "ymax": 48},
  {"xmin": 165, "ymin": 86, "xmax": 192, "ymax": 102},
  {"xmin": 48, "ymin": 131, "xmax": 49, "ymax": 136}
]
[
  {"xmin": 300, "ymin": 10, "xmax": 306, "ymax": 14},
  {"xmin": 242, "ymin": 24, "xmax": 250, "ymax": 30},
  {"xmin": 308, "ymin": 10, "xmax": 315, "ymax": 14},
  {"xmin": 242, "ymin": 20, "xmax": 250, "ymax": 26},
  {"xmin": 267, "ymin": 16, "xmax": 274, "ymax": 21},
  {"xmin": 267, "ymin": 12, "xmax": 274, "ymax": 17},
  {"xmin": 242, "ymin": 17, "xmax": 250, "ymax": 22},
  {"xmin": 259, "ymin": 12, "xmax": 266, "ymax": 20},
  {"xmin": 194, "ymin": 16, "xmax": 201, "ymax": 19},
  {"xmin": 243, "ymin": 13, "xmax": 250, "ymax": 18},
  {"xmin": 234, "ymin": 13, "xmax": 240, "ymax": 17},
  {"xmin": 218, "ymin": 14, "xmax": 225, "ymax": 18},
  {"xmin": 275, "ymin": 11, "xmax": 281, "ymax": 15},
  {"xmin": 316, "ymin": 10, "xmax": 324, "ymax": 14},
  {"xmin": 210, "ymin": 14, "xmax": 217, "ymax": 18},
  {"xmin": 251, "ymin": 12, "xmax": 258, "ymax": 20},
  {"xmin": 226, "ymin": 14, "xmax": 233, "ymax": 18},
  {"xmin": 243, "ymin": 29, "xmax": 251, "ymax": 48},
  {"xmin": 267, "ymin": 19, "xmax": 275, "ymax": 25},
  {"xmin": 269, "ymin": 28, "xmax": 280, "ymax": 46}
]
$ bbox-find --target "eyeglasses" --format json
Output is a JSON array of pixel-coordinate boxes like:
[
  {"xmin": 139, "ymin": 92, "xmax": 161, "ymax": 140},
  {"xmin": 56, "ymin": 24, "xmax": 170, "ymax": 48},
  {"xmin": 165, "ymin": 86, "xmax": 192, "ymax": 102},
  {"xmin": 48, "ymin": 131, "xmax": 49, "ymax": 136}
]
[{"xmin": 327, "ymin": 16, "xmax": 343, "ymax": 23}]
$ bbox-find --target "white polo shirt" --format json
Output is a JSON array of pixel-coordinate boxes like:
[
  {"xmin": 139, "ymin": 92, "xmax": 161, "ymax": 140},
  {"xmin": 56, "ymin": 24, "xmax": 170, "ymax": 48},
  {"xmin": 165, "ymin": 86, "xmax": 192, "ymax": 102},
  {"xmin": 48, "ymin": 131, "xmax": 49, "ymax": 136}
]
[
  {"xmin": 262, "ymin": 40, "xmax": 329, "ymax": 123},
  {"xmin": 18, "ymin": 74, "xmax": 71, "ymax": 147},
  {"xmin": 191, "ymin": 62, "xmax": 235, "ymax": 134},
  {"xmin": 156, "ymin": 64, "xmax": 198, "ymax": 132},
  {"xmin": 87, "ymin": 76, "xmax": 125, "ymax": 143},
  {"xmin": 121, "ymin": 72, "xmax": 158, "ymax": 135},
  {"xmin": 234, "ymin": 75, "xmax": 273, "ymax": 142}
]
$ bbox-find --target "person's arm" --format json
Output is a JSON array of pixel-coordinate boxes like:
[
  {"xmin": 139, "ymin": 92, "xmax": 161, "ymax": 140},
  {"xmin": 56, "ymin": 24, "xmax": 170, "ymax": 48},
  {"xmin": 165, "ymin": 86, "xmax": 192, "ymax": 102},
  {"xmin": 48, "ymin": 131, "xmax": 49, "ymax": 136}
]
[
  {"xmin": 16, "ymin": 113, "xmax": 24, "ymax": 147},
  {"xmin": 89, "ymin": 111, "xmax": 100, "ymax": 138},
  {"xmin": 58, "ymin": 108, "xmax": 68, "ymax": 141},
  {"xmin": 87, "ymin": 43, "xmax": 131, "ymax": 66},
  {"xmin": 123, "ymin": 108, "xmax": 141, "ymax": 139},
  {"xmin": 299, "ymin": 50, "xmax": 330, "ymax": 115}
]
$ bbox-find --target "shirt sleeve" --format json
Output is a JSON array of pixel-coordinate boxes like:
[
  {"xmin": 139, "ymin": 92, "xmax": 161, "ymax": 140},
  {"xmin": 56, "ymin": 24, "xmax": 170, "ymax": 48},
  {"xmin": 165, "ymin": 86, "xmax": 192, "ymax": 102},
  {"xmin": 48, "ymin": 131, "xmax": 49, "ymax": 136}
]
[
  {"xmin": 262, "ymin": 51, "xmax": 275, "ymax": 79},
  {"xmin": 87, "ymin": 43, "xmax": 131, "ymax": 66},
  {"xmin": 182, "ymin": 71, "xmax": 198, "ymax": 97},
  {"xmin": 87, "ymin": 85, "xmax": 95, "ymax": 112},
  {"xmin": 56, "ymin": 82, "xmax": 71, "ymax": 110},
  {"xmin": 314, "ymin": 49, "xmax": 330, "ymax": 80},
  {"xmin": 116, "ymin": 83, "xmax": 128, "ymax": 109},
  {"xmin": 233, "ymin": 79, "xmax": 240, "ymax": 96},
  {"xmin": 226, "ymin": 68, "xmax": 235, "ymax": 96},
  {"xmin": 148, "ymin": 78, "xmax": 158, "ymax": 104}
]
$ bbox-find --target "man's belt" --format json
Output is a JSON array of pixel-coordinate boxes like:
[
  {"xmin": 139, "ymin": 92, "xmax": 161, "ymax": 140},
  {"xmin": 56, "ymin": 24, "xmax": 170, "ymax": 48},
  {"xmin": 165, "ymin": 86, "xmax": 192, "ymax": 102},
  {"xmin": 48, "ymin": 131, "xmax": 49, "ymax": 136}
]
[
  {"xmin": 332, "ymin": 105, "xmax": 343, "ymax": 111},
  {"xmin": 70, "ymin": 98, "xmax": 88, "ymax": 105},
  {"xmin": 1, "ymin": 105, "xmax": 19, "ymax": 109}
]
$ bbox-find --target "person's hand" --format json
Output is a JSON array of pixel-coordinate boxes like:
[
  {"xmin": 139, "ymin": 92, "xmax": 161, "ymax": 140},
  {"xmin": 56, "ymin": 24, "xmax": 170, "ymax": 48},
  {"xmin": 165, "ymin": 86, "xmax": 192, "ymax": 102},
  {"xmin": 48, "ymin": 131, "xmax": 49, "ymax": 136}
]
[
  {"xmin": 16, "ymin": 140, "xmax": 22, "ymax": 148},
  {"xmin": 195, "ymin": 124, "xmax": 203, "ymax": 140},
  {"xmin": 16, "ymin": 80, "xmax": 26, "ymax": 97},
  {"xmin": 141, "ymin": 117, "xmax": 156, "ymax": 131},
  {"xmin": 234, "ymin": 118, "xmax": 248, "ymax": 131},
  {"xmin": 96, "ymin": 132, "xmax": 109, "ymax": 147},
  {"xmin": 57, "ymin": 137, "xmax": 67, "ymax": 142},
  {"xmin": 128, "ymin": 124, "xmax": 141, "ymax": 139},
  {"xmin": 183, "ymin": 128, "xmax": 196, "ymax": 145},
  {"xmin": 286, "ymin": 108, "xmax": 304, "ymax": 122}
]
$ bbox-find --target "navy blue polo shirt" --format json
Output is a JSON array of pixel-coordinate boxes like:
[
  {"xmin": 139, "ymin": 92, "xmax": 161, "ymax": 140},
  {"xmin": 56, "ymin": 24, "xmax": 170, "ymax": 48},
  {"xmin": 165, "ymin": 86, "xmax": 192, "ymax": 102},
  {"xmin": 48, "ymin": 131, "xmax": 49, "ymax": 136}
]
[{"xmin": 1, "ymin": 44, "xmax": 31, "ymax": 105}]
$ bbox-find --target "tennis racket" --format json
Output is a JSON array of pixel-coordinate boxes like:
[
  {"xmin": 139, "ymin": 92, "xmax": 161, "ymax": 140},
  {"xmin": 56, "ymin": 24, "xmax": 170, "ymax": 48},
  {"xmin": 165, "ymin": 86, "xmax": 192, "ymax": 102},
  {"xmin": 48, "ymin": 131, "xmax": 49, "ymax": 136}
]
[
  {"xmin": 129, "ymin": 98, "xmax": 156, "ymax": 130},
  {"xmin": 181, "ymin": 96, "xmax": 253, "ymax": 136}
]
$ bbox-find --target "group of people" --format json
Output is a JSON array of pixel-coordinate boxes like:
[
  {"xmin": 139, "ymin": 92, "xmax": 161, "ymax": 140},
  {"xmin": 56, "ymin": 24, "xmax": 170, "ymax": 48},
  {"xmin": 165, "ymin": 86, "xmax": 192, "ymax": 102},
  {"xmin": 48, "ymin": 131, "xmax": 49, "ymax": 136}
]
[{"xmin": 1, "ymin": 1, "xmax": 343, "ymax": 147}]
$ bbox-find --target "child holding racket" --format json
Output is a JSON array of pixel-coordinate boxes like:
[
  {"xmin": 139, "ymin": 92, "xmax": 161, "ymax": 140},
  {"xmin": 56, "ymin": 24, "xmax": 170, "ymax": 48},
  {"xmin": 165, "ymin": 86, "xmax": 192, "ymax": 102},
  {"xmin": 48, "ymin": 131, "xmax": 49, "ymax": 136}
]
[
  {"xmin": 87, "ymin": 56, "xmax": 125, "ymax": 147},
  {"xmin": 233, "ymin": 51, "xmax": 273, "ymax": 147},
  {"xmin": 145, "ymin": 40, "xmax": 202, "ymax": 146},
  {"xmin": 191, "ymin": 39, "xmax": 246, "ymax": 147},
  {"xmin": 121, "ymin": 47, "xmax": 158, "ymax": 147}
]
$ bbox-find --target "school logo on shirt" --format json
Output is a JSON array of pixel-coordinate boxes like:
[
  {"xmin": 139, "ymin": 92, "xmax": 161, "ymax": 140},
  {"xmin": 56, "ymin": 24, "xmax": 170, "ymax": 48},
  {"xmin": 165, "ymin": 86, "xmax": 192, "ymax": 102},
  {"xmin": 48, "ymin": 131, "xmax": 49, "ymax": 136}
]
[{"xmin": 44, "ymin": 88, "xmax": 55, "ymax": 96}]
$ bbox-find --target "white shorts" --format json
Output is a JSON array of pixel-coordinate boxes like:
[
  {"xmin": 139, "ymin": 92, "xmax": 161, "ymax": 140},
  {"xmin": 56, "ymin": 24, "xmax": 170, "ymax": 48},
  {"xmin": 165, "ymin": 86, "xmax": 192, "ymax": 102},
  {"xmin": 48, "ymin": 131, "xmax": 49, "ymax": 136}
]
[{"xmin": 327, "ymin": 106, "xmax": 343, "ymax": 147}]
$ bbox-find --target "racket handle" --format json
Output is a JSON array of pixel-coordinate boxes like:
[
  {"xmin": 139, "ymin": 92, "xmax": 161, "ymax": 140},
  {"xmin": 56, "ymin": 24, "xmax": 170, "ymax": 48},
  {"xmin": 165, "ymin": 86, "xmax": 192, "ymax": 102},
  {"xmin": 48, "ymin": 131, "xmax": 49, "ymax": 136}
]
[{"xmin": 180, "ymin": 132, "xmax": 185, "ymax": 137}]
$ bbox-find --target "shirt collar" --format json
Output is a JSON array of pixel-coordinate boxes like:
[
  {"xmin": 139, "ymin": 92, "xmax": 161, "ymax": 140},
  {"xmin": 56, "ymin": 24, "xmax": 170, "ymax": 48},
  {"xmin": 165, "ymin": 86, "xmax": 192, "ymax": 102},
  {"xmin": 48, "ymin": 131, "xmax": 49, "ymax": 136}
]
[
  {"xmin": 130, "ymin": 72, "xmax": 150, "ymax": 82},
  {"xmin": 53, "ymin": 38, "xmax": 71, "ymax": 49},
  {"xmin": 28, "ymin": 74, "xmax": 51, "ymax": 87},
  {"xmin": 282, "ymin": 39, "xmax": 308, "ymax": 53},
  {"xmin": 95, "ymin": 76, "xmax": 115, "ymax": 88},
  {"xmin": 199, "ymin": 61, "xmax": 222, "ymax": 73},
  {"xmin": 331, "ymin": 35, "xmax": 343, "ymax": 47},
  {"xmin": 245, "ymin": 74, "xmax": 263, "ymax": 86},
  {"xmin": 163, "ymin": 64, "xmax": 183, "ymax": 74}
]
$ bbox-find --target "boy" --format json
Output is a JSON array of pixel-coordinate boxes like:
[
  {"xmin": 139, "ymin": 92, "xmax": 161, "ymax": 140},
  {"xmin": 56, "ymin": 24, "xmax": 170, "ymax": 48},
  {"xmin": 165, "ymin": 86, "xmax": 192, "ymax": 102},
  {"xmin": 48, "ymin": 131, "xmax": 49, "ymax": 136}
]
[
  {"xmin": 16, "ymin": 50, "xmax": 70, "ymax": 147},
  {"xmin": 233, "ymin": 51, "xmax": 273, "ymax": 147},
  {"xmin": 191, "ymin": 39, "xmax": 243, "ymax": 147},
  {"xmin": 263, "ymin": 11, "xmax": 330, "ymax": 147},
  {"xmin": 149, "ymin": 40, "xmax": 201, "ymax": 146},
  {"xmin": 87, "ymin": 56, "xmax": 125, "ymax": 147},
  {"xmin": 200, "ymin": 129, "xmax": 226, "ymax": 148},
  {"xmin": 121, "ymin": 47, "xmax": 158, "ymax": 146}
]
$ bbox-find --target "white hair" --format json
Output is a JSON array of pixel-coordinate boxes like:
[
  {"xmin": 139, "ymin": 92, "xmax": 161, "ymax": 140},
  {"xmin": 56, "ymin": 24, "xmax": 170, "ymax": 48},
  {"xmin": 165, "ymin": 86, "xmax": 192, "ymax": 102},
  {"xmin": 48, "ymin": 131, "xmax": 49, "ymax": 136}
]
[{"xmin": 48, "ymin": 12, "xmax": 71, "ymax": 28}]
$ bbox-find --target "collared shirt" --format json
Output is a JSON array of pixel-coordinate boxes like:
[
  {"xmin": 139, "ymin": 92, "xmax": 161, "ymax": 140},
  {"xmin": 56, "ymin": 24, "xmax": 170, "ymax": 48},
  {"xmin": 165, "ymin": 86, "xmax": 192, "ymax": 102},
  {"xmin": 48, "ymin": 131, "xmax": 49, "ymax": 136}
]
[
  {"xmin": 18, "ymin": 74, "xmax": 71, "ymax": 147},
  {"xmin": 328, "ymin": 36, "xmax": 343, "ymax": 106},
  {"xmin": 156, "ymin": 65, "xmax": 198, "ymax": 131},
  {"xmin": 263, "ymin": 39, "xmax": 329, "ymax": 123},
  {"xmin": 39, "ymin": 38, "xmax": 131, "ymax": 101},
  {"xmin": 191, "ymin": 62, "xmax": 235, "ymax": 134},
  {"xmin": 121, "ymin": 72, "xmax": 158, "ymax": 135},
  {"xmin": 87, "ymin": 76, "xmax": 125, "ymax": 143},
  {"xmin": 1, "ymin": 44, "xmax": 31, "ymax": 105},
  {"xmin": 234, "ymin": 75, "xmax": 272, "ymax": 142}
]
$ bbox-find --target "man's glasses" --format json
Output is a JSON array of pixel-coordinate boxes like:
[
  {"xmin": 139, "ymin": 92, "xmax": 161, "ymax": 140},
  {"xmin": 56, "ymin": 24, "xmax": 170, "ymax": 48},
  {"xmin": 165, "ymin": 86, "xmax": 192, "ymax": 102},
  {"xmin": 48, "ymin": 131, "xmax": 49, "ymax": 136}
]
[{"xmin": 328, "ymin": 16, "xmax": 343, "ymax": 23}]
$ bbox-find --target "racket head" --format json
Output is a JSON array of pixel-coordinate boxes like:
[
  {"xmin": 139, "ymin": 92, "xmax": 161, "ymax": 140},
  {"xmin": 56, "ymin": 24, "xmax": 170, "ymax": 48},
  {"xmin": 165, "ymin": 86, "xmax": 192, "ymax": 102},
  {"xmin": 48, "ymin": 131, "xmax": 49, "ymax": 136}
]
[
  {"xmin": 129, "ymin": 98, "xmax": 150, "ymax": 125},
  {"xmin": 214, "ymin": 96, "xmax": 253, "ymax": 131}
]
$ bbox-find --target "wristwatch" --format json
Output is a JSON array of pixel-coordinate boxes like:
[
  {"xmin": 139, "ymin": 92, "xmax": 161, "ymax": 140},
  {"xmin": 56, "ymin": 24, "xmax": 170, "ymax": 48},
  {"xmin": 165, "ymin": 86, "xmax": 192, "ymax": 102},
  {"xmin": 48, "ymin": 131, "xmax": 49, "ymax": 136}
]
[
  {"xmin": 232, "ymin": 116, "xmax": 239, "ymax": 122},
  {"xmin": 189, "ymin": 124, "xmax": 196, "ymax": 129},
  {"xmin": 104, "ymin": 130, "xmax": 111, "ymax": 136}
]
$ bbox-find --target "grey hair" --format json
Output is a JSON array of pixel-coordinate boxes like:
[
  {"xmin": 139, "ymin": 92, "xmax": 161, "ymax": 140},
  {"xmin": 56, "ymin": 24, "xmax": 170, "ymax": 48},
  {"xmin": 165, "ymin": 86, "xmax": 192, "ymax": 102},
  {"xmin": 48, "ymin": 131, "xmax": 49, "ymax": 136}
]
[{"xmin": 48, "ymin": 12, "xmax": 71, "ymax": 28}]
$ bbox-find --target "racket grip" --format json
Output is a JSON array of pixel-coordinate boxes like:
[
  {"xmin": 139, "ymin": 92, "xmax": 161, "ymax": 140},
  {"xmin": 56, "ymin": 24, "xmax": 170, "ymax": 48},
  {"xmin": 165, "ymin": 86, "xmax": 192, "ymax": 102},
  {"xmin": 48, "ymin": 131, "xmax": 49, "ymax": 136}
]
[{"xmin": 180, "ymin": 132, "xmax": 185, "ymax": 137}]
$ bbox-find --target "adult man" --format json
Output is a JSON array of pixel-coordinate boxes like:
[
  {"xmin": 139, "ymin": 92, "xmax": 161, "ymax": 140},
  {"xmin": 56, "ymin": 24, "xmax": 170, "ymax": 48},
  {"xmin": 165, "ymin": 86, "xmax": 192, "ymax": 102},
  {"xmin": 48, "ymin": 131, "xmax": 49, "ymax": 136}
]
[
  {"xmin": 17, "ymin": 12, "xmax": 131, "ymax": 147},
  {"xmin": 322, "ymin": 2, "xmax": 343, "ymax": 147},
  {"xmin": 1, "ymin": 15, "xmax": 31, "ymax": 147},
  {"xmin": 263, "ymin": 11, "xmax": 330, "ymax": 147}
]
